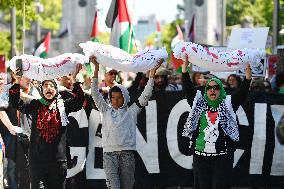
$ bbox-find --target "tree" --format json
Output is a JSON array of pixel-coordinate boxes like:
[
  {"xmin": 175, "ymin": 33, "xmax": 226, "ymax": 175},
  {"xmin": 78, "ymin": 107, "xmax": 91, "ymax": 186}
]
[
  {"xmin": 0, "ymin": 32, "xmax": 11, "ymax": 58},
  {"xmin": 227, "ymin": 0, "xmax": 284, "ymax": 48},
  {"xmin": 0, "ymin": 0, "xmax": 62, "ymax": 58},
  {"xmin": 0, "ymin": 0, "xmax": 33, "ymax": 9},
  {"xmin": 227, "ymin": 0, "xmax": 284, "ymax": 31},
  {"xmin": 39, "ymin": 0, "xmax": 62, "ymax": 31},
  {"xmin": 226, "ymin": 0, "xmax": 266, "ymax": 27}
]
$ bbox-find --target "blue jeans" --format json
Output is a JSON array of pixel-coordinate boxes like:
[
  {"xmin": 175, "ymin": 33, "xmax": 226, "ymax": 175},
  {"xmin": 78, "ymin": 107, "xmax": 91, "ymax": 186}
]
[{"xmin": 103, "ymin": 151, "xmax": 135, "ymax": 189}]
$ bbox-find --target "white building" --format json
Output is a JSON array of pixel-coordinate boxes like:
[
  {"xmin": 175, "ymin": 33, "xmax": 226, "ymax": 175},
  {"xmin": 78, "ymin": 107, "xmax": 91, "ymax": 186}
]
[
  {"xmin": 134, "ymin": 14, "xmax": 158, "ymax": 49},
  {"xmin": 50, "ymin": 0, "xmax": 98, "ymax": 57}
]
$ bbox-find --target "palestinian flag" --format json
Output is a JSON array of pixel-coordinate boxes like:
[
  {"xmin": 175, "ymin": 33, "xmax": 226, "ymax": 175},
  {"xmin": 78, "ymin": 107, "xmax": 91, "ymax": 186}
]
[
  {"xmin": 34, "ymin": 32, "xmax": 51, "ymax": 58},
  {"xmin": 105, "ymin": 0, "xmax": 134, "ymax": 53},
  {"xmin": 91, "ymin": 10, "xmax": 99, "ymax": 42},
  {"xmin": 170, "ymin": 25, "xmax": 185, "ymax": 73},
  {"xmin": 171, "ymin": 52, "xmax": 184, "ymax": 73},
  {"xmin": 0, "ymin": 55, "xmax": 5, "ymax": 73}
]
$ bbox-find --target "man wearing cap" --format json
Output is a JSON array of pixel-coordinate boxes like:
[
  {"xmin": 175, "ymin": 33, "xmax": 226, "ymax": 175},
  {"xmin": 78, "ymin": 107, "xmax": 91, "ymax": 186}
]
[{"xmin": 100, "ymin": 67, "xmax": 118, "ymax": 96}]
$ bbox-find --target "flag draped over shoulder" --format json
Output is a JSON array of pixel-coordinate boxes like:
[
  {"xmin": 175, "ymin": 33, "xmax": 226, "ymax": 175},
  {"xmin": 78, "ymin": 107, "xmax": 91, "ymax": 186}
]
[
  {"xmin": 91, "ymin": 10, "xmax": 99, "ymax": 42},
  {"xmin": 34, "ymin": 32, "xmax": 51, "ymax": 58},
  {"xmin": 105, "ymin": 0, "xmax": 134, "ymax": 53}
]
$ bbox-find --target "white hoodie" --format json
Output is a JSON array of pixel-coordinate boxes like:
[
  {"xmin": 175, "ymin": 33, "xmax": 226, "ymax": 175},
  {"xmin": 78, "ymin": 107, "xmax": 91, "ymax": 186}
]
[{"xmin": 91, "ymin": 78, "xmax": 154, "ymax": 152}]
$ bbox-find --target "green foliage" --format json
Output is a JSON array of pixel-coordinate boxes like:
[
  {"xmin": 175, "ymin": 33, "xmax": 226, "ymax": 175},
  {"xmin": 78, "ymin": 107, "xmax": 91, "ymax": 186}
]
[
  {"xmin": 0, "ymin": 32, "xmax": 11, "ymax": 58},
  {"xmin": 98, "ymin": 32, "xmax": 110, "ymax": 45},
  {"xmin": 226, "ymin": 0, "xmax": 284, "ymax": 30},
  {"xmin": 227, "ymin": 0, "xmax": 261, "ymax": 26},
  {"xmin": 226, "ymin": 0, "xmax": 284, "ymax": 46},
  {"xmin": 161, "ymin": 23, "xmax": 177, "ymax": 53},
  {"xmin": 0, "ymin": 0, "xmax": 62, "ymax": 57},
  {"xmin": 39, "ymin": 0, "xmax": 62, "ymax": 31},
  {"xmin": 0, "ymin": 0, "xmax": 33, "ymax": 9}
]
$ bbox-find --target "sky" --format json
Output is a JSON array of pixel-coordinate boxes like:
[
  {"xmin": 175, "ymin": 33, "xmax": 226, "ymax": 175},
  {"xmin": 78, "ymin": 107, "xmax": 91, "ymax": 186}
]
[{"xmin": 96, "ymin": 0, "xmax": 183, "ymax": 32}]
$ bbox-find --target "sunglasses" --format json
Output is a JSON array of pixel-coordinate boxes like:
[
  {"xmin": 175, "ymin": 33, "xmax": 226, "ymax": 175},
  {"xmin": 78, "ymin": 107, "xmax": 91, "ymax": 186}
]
[{"xmin": 207, "ymin": 85, "xmax": 220, "ymax": 91}]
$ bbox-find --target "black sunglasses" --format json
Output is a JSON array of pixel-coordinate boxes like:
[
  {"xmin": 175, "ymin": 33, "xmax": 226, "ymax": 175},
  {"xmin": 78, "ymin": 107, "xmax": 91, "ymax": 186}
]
[{"xmin": 207, "ymin": 85, "xmax": 220, "ymax": 91}]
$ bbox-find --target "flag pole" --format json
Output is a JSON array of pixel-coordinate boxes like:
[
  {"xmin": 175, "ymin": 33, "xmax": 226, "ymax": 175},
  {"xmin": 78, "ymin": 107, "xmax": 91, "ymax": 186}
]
[{"xmin": 22, "ymin": 0, "xmax": 26, "ymax": 54}]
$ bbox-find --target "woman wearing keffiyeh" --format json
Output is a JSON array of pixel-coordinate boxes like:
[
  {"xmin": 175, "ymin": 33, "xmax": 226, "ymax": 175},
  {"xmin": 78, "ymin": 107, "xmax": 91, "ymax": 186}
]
[
  {"xmin": 9, "ymin": 65, "xmax": 84, "ymax": 189},
  {"xmin": 181, "ymin": 56, "xmax": 252, "ymax": 189}
]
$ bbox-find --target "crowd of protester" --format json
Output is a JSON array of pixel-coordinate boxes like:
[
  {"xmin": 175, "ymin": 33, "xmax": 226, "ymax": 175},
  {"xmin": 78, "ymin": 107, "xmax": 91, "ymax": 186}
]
[{"xmin": 0, "ymin": 60, "xmax": 284, "ymax": 188}]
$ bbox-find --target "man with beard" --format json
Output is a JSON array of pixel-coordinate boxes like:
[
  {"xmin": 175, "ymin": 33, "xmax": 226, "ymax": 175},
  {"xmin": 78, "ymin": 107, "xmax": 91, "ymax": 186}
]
[{"xmin": 154, "ymin": 67, "xmax": 181, "ymax": 92}]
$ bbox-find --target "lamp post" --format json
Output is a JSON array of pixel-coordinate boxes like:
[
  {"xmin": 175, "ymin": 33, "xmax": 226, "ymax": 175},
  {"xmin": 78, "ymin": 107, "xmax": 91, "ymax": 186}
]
[
  {"xmin": 221, "ymin": 0, "xmax": 226, "ymax": 46},
  {"xmin": 35, "ymin": 0, "xmax": 44, "ymax": 43},
  {"xmin": 11, "ymin": 7, "xmax": 16, "ymax": 57},
  {"xmin": 273, "ymin": 0, "xmax": 279, "ymax": 53}
]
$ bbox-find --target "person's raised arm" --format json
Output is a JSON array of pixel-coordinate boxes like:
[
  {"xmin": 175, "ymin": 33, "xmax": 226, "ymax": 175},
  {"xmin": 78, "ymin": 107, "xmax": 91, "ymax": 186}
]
[
  {"xmin": 231, "ymin": 63, "xmax": 252, "ymax": 111},
  {"xmin": 134, "ymin": 59, "xmax": 163, "ymax": 109},
  {"xmin": 89, "ymin": 56, "xmax": 109, "ymax": 112},
  {"xmin": 64, "ymin": 64, "xmax": 85, "ymax": 113},
  {"xmin": 182, "ymin": 56, "xmax": 197, "ymax": 106}
]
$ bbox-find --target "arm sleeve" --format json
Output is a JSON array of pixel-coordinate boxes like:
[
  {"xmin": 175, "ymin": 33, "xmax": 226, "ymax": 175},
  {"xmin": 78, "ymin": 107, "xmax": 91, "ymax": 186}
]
[
  {"xmin": 9, "ymin": 84, "xmax": 38, "ymax": 114},
  {"xmin": 182, "ymin": 72, "xmax": 197, "ymax": 106},
  {"xmin": 91, "ymin": 78, "xmax": 109, "ymax": 112},
  {"xmin": 135, "ymin": 78, "xmax": 154, "ymax": 108},
  {"xmin": 64, "ymin": 82, "xmax": 85, "ymax": 114},
  {"xmin": 231, "ymin": 78, "xmax": 251, "ymax": 111},
  {"xmin": 130, "ymin": 78, "xmax": 154, "ymax": 113}
]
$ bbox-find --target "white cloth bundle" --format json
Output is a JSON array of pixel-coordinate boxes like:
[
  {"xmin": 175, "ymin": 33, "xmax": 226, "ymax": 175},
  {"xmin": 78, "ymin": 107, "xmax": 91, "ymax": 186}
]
[
  {"xmin": 173, "ymin": 42, "xmax": 266, "ymax": 72},
  {"xmin": 79, "ymin": 41, "xmax": 168, "ymax": 72},
  {"xmin": 6, "ymin": 53, "xmax": 87, "ymax": 81}
]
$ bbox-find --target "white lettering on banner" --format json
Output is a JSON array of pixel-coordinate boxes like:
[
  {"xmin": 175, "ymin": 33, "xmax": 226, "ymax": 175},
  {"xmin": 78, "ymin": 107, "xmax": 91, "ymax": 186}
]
[
  {"xmin": 234, "ymin": 149, "xmax": 245, "ymax": 167},
  {"xmin": 68, "ymin": 102, "xmax": 284, "ymax": 179},
  {"xmin": 66, "ymin": 147, "xmax": 86, "ymax": 178},
  {"xmin": 236, "ymin": 106, "xmax": 249, "ymax": 126},
  {"xmin": 86, "ymin": 109, "xmax": 105, "ymax": 179},
  {"xmin": 69, "ymin": 108, "xmax": 89, "ymax": 128},
  {"xmin": 233, "ymin": 106, "xmax": 248, "ymax": 168},
  {"xmin": 167, "ymin": 99, "xmax": 193, "ymax": 169},
  {"xmin": 136, "ymin": 100, "xmax": 160, "ymax": 173},
  {"xmin": 270, "ymin": 105, "xmax": 284, "ymax": 176},
  {"xmin": 250, "ymin": 103, "xmax": 267, "ymax": 174}
]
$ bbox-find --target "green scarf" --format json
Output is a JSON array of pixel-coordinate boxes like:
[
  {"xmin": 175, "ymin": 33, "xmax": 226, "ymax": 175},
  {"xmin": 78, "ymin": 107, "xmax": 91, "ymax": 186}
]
[
  {"xmin": 39, "ymin": 98, "xmax": 50, "ymax": 106},
  {"xmin": 279, "ymin": 87, "xmax": 284, "ymax": 94},
  {"xmin": 204, "ymin": 77, "xmax": 226, "ymax": 108}
]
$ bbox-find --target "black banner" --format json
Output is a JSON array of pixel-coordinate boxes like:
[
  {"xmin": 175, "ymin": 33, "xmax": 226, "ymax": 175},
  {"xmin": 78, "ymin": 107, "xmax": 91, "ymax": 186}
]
[{"xmin": 66, "ymin": 91, "xmax": 284, "ymax": 188}]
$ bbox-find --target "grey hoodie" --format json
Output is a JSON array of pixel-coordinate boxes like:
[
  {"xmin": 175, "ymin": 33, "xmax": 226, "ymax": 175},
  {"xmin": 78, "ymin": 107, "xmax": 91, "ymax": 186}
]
[{"xmin": 91, "ymin": 78, "xmax": 154, "ymax": 152}]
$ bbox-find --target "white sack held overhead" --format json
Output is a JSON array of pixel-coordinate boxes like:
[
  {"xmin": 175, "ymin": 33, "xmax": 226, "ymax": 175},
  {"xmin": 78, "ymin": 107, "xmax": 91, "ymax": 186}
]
[
  {"xmin": 173, "ymin": 42, "xmax": 266, "ymax": 72},
  {"xmin": 6, "ymin": 53, "xmax": 87, "ymax": 81},
  {"xmin": 79, "ymin": 41, "xmax": 168, "ymax": 72}
]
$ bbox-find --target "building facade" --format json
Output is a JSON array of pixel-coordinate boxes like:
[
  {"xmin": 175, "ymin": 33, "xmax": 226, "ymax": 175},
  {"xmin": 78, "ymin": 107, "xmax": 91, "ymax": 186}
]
[{"xmin": 183, "ymin": 0, "xmax": 225, "ymax": 46}]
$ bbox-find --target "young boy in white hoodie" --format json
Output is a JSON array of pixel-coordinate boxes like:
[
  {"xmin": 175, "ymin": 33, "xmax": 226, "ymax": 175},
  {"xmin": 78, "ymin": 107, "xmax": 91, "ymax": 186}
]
[{"xmin": 90, "ymin": 56, "xmax": 162, "ymax": 189}]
